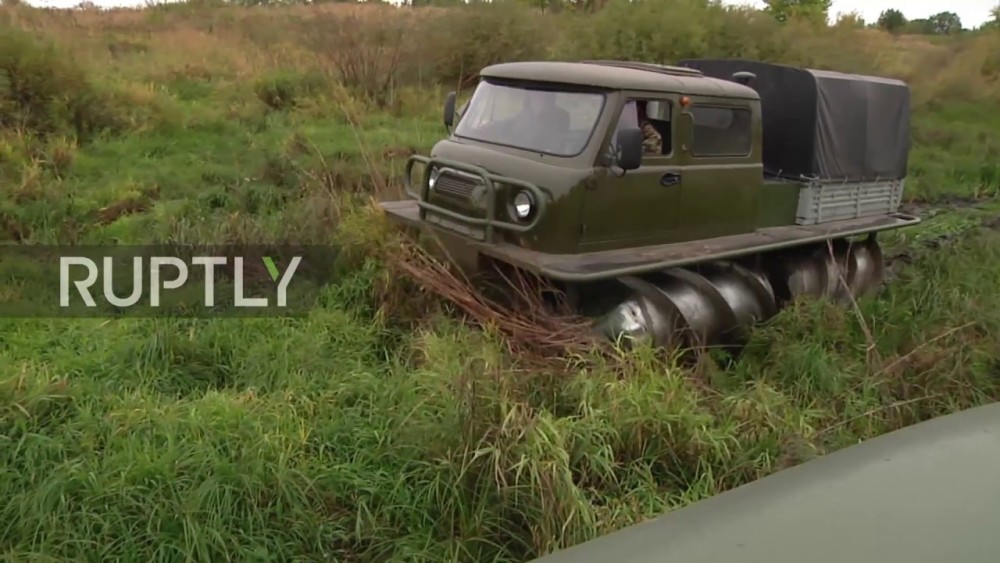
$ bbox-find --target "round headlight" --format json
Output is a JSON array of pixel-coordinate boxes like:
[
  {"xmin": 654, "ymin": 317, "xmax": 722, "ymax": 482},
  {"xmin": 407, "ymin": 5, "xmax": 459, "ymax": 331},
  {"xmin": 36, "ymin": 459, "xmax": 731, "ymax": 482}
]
[{"xmin": 513, "ymin": 191, "xmax": 533, "ymax": 220}]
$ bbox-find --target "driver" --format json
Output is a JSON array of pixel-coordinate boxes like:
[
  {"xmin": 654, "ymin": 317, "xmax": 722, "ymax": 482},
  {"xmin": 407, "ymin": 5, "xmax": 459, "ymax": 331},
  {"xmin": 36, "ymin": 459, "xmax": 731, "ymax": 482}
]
[
  {"xmin": 512, "ymin": 91, "xmax": 570, "ymax": 151},
  {"xmin": 524, "ymin": 92, "xmax": 569, "ymax": 131},
  {"xmin": 637, "ymin": 101, "xmax": 662, "ymax": 156}
]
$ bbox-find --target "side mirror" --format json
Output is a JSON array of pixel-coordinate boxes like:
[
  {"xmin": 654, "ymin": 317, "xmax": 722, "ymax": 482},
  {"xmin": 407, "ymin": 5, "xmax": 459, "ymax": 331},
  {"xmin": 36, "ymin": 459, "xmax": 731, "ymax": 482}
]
[
  {"xmin": 443, "ymin": 91, "xmax": 457, "ymax": 131},
  {"xmin": 616, "ymin": 127, "xmax": 643, "ymax": 171}
]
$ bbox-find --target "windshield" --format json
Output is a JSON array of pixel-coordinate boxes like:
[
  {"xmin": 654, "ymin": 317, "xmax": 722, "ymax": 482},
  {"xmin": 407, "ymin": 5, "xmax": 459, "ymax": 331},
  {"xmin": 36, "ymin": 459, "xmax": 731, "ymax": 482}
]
[{"xmin": 453, "ymin": 81, "xmax": 606, "ymax": 157}]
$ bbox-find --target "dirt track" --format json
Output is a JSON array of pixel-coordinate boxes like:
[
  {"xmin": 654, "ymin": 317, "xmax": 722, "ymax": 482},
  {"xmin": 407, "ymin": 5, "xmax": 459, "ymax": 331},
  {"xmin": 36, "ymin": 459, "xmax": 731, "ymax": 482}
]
[{"xmin": 884, "ymin": 195, "xmax": 1000, "ymax": 282}]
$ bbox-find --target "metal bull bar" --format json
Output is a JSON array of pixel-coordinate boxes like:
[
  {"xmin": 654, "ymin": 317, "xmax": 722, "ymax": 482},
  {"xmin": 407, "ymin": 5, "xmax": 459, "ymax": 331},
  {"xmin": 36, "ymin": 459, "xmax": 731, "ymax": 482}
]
[{"xmin": 403, "ymin": 155, "xmax": 548, "ymax": 244}]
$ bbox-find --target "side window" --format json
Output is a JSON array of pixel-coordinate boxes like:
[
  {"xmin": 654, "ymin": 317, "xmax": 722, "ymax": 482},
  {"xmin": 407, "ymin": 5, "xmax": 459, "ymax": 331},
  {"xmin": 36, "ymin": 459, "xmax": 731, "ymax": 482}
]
[
  {"xmin": 690, "ymin": 105, "xmax": 752, "ymax": 157},
  {"xmin": 612, "ymin": 98, "xmax": 673, "ymax": 159}
]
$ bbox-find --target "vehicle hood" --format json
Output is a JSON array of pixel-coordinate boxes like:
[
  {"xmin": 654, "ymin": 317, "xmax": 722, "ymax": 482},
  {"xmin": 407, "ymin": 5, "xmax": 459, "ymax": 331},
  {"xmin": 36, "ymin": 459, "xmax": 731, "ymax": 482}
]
[{"xmin": 430, "ymin": 138, "xmax": 591, "ymax": 201}]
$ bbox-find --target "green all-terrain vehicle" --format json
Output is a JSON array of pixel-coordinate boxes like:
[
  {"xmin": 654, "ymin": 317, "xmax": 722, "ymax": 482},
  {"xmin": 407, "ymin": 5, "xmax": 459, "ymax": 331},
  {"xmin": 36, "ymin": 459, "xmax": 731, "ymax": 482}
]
[
  {"xmin": 527, "ymin": 401, "xmax": 1000, "ymax": 563},
  {"xmin": 378, "ymin": 58, "xmax": 921, "ymax": 349}
]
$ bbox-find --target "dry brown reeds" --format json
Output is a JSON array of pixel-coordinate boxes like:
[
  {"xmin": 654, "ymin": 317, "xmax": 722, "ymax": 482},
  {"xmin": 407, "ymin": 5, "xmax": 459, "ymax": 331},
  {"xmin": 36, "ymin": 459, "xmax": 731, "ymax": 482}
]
[{"xmin": 384, "ymin": 231, "xmax": 609, "ymax": 362}]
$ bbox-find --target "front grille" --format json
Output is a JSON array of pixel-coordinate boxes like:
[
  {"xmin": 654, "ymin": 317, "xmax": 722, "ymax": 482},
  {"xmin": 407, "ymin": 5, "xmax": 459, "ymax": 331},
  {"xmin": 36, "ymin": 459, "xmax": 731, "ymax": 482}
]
[{"xmin": 434, "ymin": 171, "xmax": 478, "ymax": 200}]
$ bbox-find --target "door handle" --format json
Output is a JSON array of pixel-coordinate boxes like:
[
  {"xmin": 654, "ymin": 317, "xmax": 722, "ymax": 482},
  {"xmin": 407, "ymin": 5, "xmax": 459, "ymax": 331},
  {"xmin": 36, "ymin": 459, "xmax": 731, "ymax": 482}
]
[{"xmin": 660, "ymin": 172, "xmax": 681, "ymax": 186}]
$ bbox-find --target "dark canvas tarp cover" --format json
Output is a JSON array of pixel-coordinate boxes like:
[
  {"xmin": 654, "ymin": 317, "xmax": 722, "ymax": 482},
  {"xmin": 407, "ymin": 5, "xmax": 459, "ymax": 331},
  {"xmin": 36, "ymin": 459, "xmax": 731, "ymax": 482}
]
[{"xmin": 678, "ymin": 59, "xmax": 910, "ymax": 181}]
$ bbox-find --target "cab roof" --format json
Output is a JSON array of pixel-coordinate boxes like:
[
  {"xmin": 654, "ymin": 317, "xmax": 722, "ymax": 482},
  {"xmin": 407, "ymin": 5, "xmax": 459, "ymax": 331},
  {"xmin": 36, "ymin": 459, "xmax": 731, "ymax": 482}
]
[{"xmin": 478, "ymin": 60, "xmax": 760, "ymax": 100}]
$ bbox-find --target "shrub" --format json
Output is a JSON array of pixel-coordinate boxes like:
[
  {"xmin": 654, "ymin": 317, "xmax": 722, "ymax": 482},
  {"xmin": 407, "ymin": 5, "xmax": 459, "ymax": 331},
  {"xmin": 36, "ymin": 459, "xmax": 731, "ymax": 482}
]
[
  {"xmin": 422, "ymin": 2, "xmax": 551, "ymax": 89},
  {"xmin": 0, "ymin": 26, "xmax": 122, "ymax": 141},
  {"xmin": 253, "ymin": 69, "xmax": 331, "ymax": 111}
]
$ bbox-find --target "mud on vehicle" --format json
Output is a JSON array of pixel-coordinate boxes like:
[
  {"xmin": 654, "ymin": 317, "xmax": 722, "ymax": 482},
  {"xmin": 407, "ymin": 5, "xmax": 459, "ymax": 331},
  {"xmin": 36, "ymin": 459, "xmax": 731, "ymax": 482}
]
[{"xmin": 379, "ymin": 58, "xmax": 919, "ymax": 351}]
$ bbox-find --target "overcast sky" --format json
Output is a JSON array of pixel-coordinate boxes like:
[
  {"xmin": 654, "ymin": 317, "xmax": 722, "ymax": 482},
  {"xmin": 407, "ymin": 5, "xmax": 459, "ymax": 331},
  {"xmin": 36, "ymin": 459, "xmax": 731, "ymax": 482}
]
[
  {"xmin": 18, "ymin": 0, "xmax": 999, "ymax": 28},
  {"xmin": 726, "ymin": 0, "xmax": 995, "ymax": 27}
]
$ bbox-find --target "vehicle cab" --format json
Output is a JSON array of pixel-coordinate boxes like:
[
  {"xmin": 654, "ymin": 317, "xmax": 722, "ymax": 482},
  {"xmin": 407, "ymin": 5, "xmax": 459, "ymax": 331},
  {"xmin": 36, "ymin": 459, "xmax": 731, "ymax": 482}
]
[{"xmin": 399, "ymin": 60, "xmax": 763, "ymax": 256}]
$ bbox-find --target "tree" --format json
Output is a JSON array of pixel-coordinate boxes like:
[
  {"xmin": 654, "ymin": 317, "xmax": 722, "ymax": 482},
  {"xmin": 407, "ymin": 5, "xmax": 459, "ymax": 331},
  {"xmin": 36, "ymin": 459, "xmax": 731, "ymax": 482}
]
[
  {"xmin": 876, "ymin": 8, "xmax": 907, "ymax": 33},
  {"xmin": 929, "ymin": 11, "xmax": 962, "ymax": 34},
  {"xmin": 902, "ymin": 18, "xmax": 935, "ymax": 34},
  {"xmin": 834, "ymin": 10, "xmax": 865, "ymax": 29},
  {"xmin": 764, "ymin": 0, "xmax": 832, "ymax": 24}
]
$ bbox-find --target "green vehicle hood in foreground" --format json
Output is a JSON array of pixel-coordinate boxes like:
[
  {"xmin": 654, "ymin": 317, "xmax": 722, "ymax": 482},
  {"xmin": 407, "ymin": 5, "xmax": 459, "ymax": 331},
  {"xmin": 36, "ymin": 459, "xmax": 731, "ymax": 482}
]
[{"xmin": 531, "ymin": 402, "xmax": 1000, "ymax": 563}]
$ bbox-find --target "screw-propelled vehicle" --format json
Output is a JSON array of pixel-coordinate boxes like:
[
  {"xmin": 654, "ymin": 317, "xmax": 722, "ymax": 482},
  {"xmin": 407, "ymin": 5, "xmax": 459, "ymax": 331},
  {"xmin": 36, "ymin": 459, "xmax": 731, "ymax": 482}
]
[
  {"xmin": 378, "ymin": 58, "xmax": 920, "ymax": 349},
  {"xmin": 527, "ymin": 401, "xmax": 1000, "ymax": 563}
]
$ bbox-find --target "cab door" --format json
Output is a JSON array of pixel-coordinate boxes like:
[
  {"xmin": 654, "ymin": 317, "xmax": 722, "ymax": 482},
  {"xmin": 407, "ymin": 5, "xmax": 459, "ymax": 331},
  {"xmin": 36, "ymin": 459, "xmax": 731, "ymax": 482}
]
[
  {"xmin": 673, "ymin": 100, "xmax": 761, "ymax": 242},
  {"xmin": 580, "ymin": 95, "xmax": 683, "ymax": 252}
]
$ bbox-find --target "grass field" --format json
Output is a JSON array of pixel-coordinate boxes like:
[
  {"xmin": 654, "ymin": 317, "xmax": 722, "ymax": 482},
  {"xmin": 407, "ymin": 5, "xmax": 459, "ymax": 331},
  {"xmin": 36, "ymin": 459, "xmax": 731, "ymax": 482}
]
[{"xmin": 2, "ymin": 1, "xmax": 1000, "ymax": 561}]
